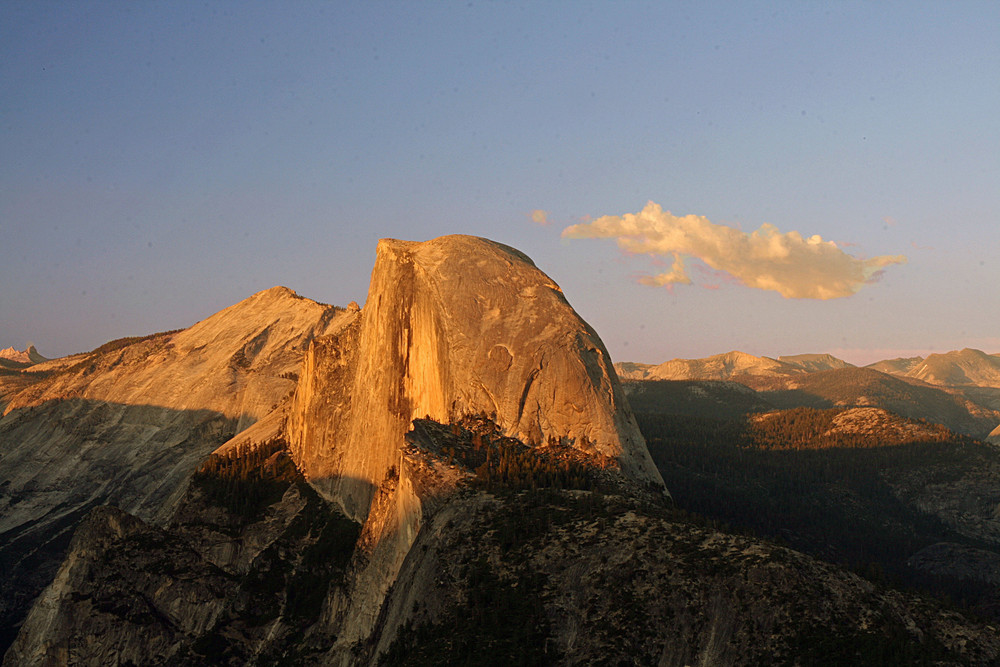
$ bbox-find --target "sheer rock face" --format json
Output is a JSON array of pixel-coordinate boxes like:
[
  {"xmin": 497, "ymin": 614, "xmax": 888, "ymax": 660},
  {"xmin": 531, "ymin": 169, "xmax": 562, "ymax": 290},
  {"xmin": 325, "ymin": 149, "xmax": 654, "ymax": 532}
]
[{"xmin": 287, "ymin": 235, "xmax": 664, "ymax": 522}]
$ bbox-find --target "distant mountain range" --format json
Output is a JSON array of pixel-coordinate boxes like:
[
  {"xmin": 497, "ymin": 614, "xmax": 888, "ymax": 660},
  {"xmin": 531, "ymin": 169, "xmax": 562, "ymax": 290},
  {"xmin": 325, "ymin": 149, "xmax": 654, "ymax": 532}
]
[
  {"xmin": 617, "ymin": 348, "xmax": 1000, "ymax": 388},
  {"xmin": 617, "ymin": 349, "xmax": 1000, "ymax": 442},
  {"xmin": 0, "ymin": 346, "xmax": 47, "ymax": 370},
  {"xmin": 905, "ymin": 348, "xmax": 1000, "ymax": 387}
]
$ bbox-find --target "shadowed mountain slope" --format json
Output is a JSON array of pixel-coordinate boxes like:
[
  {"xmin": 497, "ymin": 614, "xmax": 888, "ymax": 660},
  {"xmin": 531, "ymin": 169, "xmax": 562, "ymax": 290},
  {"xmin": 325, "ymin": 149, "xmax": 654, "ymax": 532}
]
[
  {"xmin": 759, "ymin": 367, "xmax": 1000, "ymax": 439},
  {"xmin": 621, "ymin": 379, "xmax": 774, "ymax": 419},
  {"xmin": 637, "ymin": 404, "xmax": 1000, "ymax": 624},
  {"xmin": 9, "ymin": 423, "xmax": 1000, "ymax": 666},
  {"xmin": 620, "ymin": 354, "xmax": 1000, "ymax": 440},
  {"xmin": 0, "ymin": 287, "xmax": 349, "ymax": 653},
  {"xmin": 8, "ymin": 236, "xmax": 1000, "ymax": 666}
]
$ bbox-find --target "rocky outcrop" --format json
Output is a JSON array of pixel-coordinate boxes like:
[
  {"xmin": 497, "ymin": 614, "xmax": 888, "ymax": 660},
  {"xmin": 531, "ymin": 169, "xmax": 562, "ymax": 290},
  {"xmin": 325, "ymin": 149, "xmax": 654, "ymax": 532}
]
[
  {"xmin": 5, "ymin": 235, "xmax": 666, "ymax": 664},
  {"xmin": 824, "ymin": 406, "xmax": 946, "ymax": 439},
  {"xmin": 287, "ymin": 235, "xmax": 664, "ymax": 523},
  {"xmin": 373, "ymin": 491, "xmax": 1000, "ymax": 666},
  {"xmin": 37, "ymin": 235, "xmax": 1000, "ymax": 665},
  {"xmin": 4, "ymin": 445, "xmax": 361, "ymax": 667},
  {"xmin": 908, "ymin": 542, "xmax": 1000, "ymax": 588},
  {"xmin": 0, "ymin": 345, "xmax": 47, "ymax": 369},
  {"xmin": 888, "ymin": 453, "xmax": 1000, "ymax": 547},
  {"xmin": 4, "ymin": 506, "xmax": 232, "ymax": 667},
  {"xmin": 0, "ymin": 287, "xmax": 350, "ymax": 652}
]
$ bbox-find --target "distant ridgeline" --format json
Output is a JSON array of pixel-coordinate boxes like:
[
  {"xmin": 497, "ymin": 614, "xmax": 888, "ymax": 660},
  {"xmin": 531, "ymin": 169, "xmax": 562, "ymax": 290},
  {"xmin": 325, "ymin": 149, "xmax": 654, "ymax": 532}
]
[
  {"xmin": 616, "ymin": 348, "xmax": 1000, "ymax": 390},
  {"xmin": 0, "ymin": 345, "xmax": 47, "ymax": 370},
  {"xmin": 619, "ymin": 350, "xmax": 1000, "ymax": 441}
]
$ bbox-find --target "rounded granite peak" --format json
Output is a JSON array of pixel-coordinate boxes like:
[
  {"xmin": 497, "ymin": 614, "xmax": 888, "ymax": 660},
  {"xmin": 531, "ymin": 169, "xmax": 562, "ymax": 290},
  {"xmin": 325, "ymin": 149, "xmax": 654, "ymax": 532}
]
[
  {"xmin": 290, "ymin": 234, "xmax": 665, "ymax": 521},
  {"xmin": 376, "ymin": 234, "xmax": 539, "ymax": 269},
  {"xmin": 249, "ymin": 285, "xmax": 302, "ymax": 301}
]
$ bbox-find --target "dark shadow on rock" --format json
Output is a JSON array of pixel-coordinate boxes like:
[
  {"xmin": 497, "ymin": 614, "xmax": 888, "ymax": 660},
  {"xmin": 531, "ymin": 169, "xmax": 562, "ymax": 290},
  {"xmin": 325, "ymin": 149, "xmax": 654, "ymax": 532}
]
[
  {"xmin": 759, "ymin": 367, "xmax": 1000, "ymax": 438},
  {"xmin": 637, "ymin": 409, "xmax": 1000, "ymax": 620},
  {"xmin": 622, "ymin": 379, "xmax": 777, "ymax": 419},
  {"xmin": 0, "ymin": 397, "xmax": 246, "ymax": 655},
  {"xmin": 4, "ymin": 461, "xmax": 368, "ymax": 667}
]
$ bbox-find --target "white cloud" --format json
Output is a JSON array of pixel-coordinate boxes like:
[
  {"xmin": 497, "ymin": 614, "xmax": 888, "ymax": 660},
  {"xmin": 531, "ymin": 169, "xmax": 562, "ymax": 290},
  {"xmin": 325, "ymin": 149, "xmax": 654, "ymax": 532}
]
[
  {"xmin": 561, "ymin": 201, "xmax": 907, "ymax": 300},
  {"xmin": 530, "ymin": 209, "xmax": 549, "ymax": 225}
]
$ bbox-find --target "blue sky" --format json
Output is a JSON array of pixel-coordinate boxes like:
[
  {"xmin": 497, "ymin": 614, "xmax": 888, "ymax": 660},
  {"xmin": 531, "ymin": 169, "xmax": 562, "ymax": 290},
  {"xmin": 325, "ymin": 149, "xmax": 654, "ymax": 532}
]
[{"xmin": 2, "ymin": 1, "xmax": 998, "ymax": 365}]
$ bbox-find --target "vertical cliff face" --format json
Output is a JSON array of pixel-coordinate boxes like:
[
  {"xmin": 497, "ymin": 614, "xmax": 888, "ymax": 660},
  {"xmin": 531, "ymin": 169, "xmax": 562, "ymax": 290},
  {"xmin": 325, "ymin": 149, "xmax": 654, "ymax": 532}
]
[{"xmin": 287, "ymin": 235, "xmax": 664, "ymax": 523}]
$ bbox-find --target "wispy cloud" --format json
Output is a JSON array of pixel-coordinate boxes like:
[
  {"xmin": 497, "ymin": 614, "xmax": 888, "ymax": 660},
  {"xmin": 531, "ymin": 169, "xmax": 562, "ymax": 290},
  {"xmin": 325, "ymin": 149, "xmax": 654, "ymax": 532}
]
[
  {"xmin": 561, "ymin": 201, "xmax": 907, "ymax": 300},
  {"xmin": 529, "ymin": 209, "xmax": 549, "ymax": 225}
]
